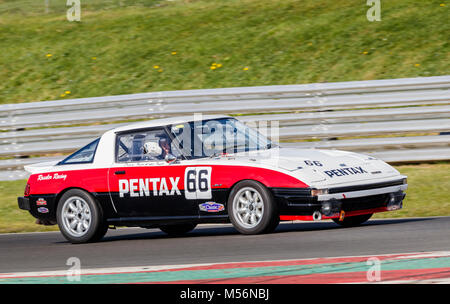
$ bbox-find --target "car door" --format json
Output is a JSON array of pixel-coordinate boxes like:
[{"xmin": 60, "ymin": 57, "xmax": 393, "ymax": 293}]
[{"xmin": 107, "ymin": 127, "xmax": 199, "ymax": 217}]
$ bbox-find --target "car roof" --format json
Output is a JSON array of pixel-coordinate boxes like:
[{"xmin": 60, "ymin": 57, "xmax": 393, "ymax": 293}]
[{"xmin": 110, "ymin": 114, "xmax": 233, "ymax": 133}]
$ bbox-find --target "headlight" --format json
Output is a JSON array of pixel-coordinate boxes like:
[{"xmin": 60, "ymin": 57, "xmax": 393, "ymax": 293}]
[
  {"xmin": 402, "ymin": 177, "xmax": 407, "ymax": 184},
  {"xmin": 311, "ymin": 189, "xmax": 329, "ymax": 196}
]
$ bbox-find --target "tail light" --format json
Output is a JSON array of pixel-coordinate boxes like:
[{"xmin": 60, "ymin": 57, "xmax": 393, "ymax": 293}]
[{"xmin": 24, "ymin": 183, "xmax": 30, "ymax": 197}]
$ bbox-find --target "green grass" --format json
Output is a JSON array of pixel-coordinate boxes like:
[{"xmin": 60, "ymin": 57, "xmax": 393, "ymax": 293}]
[
  {"xmin": 373, "ymin": 163, "xmax": 450, "ymax": 219},
  {"xmin": 0, "ymin": 163, "xmax": 449, "ymax": 233},
  {"xmin": 0, "ymin": 179, "xmax": 57, "ymax": 233},
  {"xmin": 0, "ymin": 0, "xmax": 448, "ymax": 104}
]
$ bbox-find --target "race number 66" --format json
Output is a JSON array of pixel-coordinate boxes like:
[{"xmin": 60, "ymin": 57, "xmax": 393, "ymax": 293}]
[{"xmin": 184, "ymin": 167, "xmax": 212, "ymax": 200}]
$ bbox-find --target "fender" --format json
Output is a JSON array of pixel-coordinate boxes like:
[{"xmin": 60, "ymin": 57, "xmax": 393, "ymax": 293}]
[
  {"xmin": 27, "ymin": 168, "xmax": 112, "ymax": 221},
  {"xmin": 207, "ymin": 165, "xmax": 309, "ymax": 189}
]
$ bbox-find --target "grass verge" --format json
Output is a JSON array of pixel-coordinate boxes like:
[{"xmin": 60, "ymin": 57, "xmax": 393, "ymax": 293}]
[{"xmin": 0, "ymin": 0, "xmax": 448, "ymax": 104}]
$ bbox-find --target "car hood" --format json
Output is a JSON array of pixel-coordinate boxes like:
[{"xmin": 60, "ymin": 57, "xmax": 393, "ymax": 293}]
[{"xmin": 229, "ymin": 147, "xmax": 401, "ymax": 188}]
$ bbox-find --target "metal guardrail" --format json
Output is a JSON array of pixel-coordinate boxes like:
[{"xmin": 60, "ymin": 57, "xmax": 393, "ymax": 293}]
[{"xmin": 0, "ymin": 75, "xmax": 449, "ymax": 181}]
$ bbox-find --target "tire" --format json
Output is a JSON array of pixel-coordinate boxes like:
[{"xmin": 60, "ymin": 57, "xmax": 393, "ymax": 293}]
[
  {"xmin": 159, "ymin": 223, "xmax": 197, "ymax": 236},
  {"xmin": 56, "ymin": 189, "xmax": 108, "ymax": 244},
  {"xmin": 228, "ymin": 180, "xmax": 279, "ymax": 235},
  {"xmin": 332, "ymin": 213, "xmax": 373, "ymax": 227}
]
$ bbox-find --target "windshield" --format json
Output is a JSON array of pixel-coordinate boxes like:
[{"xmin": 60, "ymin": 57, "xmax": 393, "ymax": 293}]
[{"xmin": 169, "ymin": 118, "xmax": 274, "ymax": 159}]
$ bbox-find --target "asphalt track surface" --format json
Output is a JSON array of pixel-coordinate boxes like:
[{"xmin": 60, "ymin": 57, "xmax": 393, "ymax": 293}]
[{"xmin": 1, "ymin": 217, "xmax": 449, "ymax": 274}]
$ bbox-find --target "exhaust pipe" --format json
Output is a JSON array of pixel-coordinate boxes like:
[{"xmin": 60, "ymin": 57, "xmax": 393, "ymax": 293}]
[{"xmin": 312, "ymin": 211, "xmax": 322, "ymax": 221}]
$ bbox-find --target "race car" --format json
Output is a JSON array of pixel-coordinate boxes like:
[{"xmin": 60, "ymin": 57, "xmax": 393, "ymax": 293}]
[{"xmin": 18, "ymin": 115, "xmax": 407, "ymax": 243}]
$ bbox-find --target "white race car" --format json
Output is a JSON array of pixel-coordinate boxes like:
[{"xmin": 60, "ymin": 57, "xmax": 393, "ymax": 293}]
[{"xmin": 18, "ymin": 115, "xmax": 407, "ymax": 243}]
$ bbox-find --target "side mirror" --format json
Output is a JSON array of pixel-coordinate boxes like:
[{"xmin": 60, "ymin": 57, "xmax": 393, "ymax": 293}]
[{"xmin": 165, "ymin": 153, "xmax": 177, "ymax": 164}]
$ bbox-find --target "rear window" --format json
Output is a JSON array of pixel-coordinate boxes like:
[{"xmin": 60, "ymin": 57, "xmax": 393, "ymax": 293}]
[{"xmin": 58, "ymin": 138, "xmax": 100, "ymax": 165}]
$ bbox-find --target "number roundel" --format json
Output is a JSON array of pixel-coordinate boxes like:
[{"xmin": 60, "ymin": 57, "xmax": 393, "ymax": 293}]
[{"xmin": 184, "ymin": 167, "xmax": 212, "ymax": 199}]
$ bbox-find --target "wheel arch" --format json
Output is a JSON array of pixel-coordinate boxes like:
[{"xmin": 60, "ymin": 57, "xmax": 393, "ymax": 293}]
[
  {"xmin": 226, "ymin": 178, "xmax": 267, "ymax": 197},
  {"xmin": 54, "ymin": 187, "xmax": 113, "ymax": 220},
  {"xmin": 55, "ymin": 186, "xmax": 91, "ymax": 208},
  {"xmin": 225, "ymin": 178, "xmax": 277, "ymax": 207}
]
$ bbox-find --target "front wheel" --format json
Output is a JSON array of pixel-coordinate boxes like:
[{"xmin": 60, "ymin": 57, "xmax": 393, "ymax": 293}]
[
  {"xmin": 56, "ymin": 189, "xmax": 108, "ymax": 244},
  {"xmin": 332, "ymin": 213, "xmax": 373, "ymax": 227},
  {"xmin": 228, "ymin": 180, "xmax": 279, "ymax": 235}
]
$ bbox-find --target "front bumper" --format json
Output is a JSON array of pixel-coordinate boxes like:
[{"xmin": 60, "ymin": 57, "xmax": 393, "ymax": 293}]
[
  {"xmin": 18, "ymin": 197, "xmax": 30, "ymax": 211},
  {"xmin": 317, "ymin": 183, "xmax": 408, "ymax": 201},
  {"xmin": 273, "ymin": 179, "xmax": 407, "ymax": 220}
]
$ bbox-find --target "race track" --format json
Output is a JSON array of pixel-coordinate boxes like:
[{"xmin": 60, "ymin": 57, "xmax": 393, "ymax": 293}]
[{"xmin": 1, "ymin": 216, "xmax": 449, "ymax": 277}]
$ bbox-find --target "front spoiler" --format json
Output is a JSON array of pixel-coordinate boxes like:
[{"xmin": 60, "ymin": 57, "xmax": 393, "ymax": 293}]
[
  {"xmin": 273, "ymin": 180, "xmax": 407, "ymax": 220},
  {"xmin": 317, "ymin": 184, "xmax": 408, "ymax": 201},
  {"xmin": 280, "ymin": 206, "xmax": 391, "ymax": 221}
]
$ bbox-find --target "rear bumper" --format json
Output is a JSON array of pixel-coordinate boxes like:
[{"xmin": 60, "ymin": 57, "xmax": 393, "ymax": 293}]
[{"xmin": 18, "ymin": 197, "xmax": 30, "ymax": 211}]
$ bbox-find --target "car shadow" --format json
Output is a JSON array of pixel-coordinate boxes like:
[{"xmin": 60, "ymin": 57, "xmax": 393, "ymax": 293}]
[
  {"xmin": 95, "ymin": 217, "xmax": 435, "ymax": 243},
  {"xmin": 273, "ymin": 217, "xmax": 435, "ymax": 233}
]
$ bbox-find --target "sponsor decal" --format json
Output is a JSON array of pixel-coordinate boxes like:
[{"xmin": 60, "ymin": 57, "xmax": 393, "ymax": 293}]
[
  {"xmin": 119, "ymin": 177, "xmax": 181, "ymax": 198},
  {"xmin": 37, "ymin": 207, "xmax": 49, "ymax": 214},
  {"xmin": 199, "ymin": 202, "xmax": 225, "ymax": 212},
  {"xmin": 323, "ymin": 166, "xmax": 368, "ymax": 178},
  {"xmin": 37, "ymin": 173, "xmax": 67, "ymax": 181},
  {"xmin": 36, "ymin": 198, "xmax": 47, "ymax": 206},
  {"xmin": 184, "ymin": 167, "xmax": 212, "ymax": 200},
  {"xmin": 304, "ymin": 160, "xmax": 323, "ymax": 167},
  {"xmin": 37, "ymin": 174, "xmax": 52, "ymax": 181}
]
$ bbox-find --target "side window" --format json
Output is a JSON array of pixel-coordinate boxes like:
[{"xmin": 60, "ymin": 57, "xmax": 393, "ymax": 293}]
[
  {"xmin": 116, "ymin": 129, "xmax": 175, "ymax": 162},
  {"xmin": 59, "ymin": 138, "xmax": 100, "ymax": 165}
]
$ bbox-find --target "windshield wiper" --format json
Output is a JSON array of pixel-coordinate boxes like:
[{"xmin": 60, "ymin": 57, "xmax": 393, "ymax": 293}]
[{"xmin": 209, "ymin": 143, "xmax": 273, "ymax": 158}]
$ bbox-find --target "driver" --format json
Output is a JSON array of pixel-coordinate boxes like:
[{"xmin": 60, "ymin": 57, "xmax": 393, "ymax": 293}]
[{"xmin": 142, "ymin": 134, "xmax": 173, "ymax": 160}]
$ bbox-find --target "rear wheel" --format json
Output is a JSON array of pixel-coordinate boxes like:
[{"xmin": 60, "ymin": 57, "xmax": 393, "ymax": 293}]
[
  {"xmin": 57, "ymin": 189, "xmax": 108, "ymax": 244},
  {"xmin": 332, "ymin": 213, "xmax": 373, "ymax": 227},
  {"xmin": 228, "ymin": 180, "xmax": 279, "ymax": 235},
  {"xmin": 159, "ymin": 223, "xmax": 197, "ymax": 236}
]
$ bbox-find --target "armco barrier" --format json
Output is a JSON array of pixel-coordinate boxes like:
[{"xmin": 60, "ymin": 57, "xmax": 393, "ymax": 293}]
[{"xmin": 1, "ymin": 75, "xmax": 449, "ymax": 181}]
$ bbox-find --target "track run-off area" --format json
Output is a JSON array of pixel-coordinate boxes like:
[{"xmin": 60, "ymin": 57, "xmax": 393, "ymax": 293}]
[
  {"xmin": 0, "ymin": 217, "xmax": 449, "ymax": 284},
  {"xmin": 1, "ymin": 251, "xmax": 450, "ymax": 284}
]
